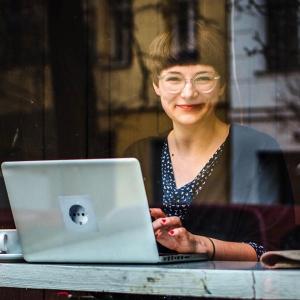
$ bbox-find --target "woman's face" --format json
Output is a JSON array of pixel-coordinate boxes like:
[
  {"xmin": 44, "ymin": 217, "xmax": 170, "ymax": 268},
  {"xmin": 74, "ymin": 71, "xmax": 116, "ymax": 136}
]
[{"xmin": 153, "ymin": 64, "xmax": 224, "ymax": 127}]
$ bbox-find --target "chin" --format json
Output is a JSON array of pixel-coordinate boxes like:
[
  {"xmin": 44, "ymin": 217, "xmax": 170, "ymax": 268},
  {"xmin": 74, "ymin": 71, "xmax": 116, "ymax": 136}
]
[
  {"xmin": 174, "ymin": 109, "xmax": 215, "ymax": 126},
  {"xmin": 175, "ymin": 116, "xmax": 205, "ymax": 126}
]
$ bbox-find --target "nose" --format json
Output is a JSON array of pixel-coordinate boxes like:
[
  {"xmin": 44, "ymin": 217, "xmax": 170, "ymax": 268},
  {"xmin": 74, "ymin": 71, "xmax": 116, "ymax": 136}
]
[{"xmin": 180, "ymin": 81, "xmax": 199, "ymax": 99}]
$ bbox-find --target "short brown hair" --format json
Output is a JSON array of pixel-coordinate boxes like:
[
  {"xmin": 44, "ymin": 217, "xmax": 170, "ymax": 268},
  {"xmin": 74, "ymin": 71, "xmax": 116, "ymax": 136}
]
[{"xmin": 148, "ymin": 21, "xmax": 227, "ymax": 85}]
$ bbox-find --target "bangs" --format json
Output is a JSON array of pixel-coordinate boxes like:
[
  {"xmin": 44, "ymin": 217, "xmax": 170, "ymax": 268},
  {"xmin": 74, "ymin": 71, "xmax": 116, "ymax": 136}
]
[{"xmin": 148, "ymin": 22, "xmax": 227, "ymax": 84}]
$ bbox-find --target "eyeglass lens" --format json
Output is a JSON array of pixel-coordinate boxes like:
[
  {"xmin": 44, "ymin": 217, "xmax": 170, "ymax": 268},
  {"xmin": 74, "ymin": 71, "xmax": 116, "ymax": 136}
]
[{"xmin": 160, "ymin": 73, "xmax": 219, "ymax": 93}]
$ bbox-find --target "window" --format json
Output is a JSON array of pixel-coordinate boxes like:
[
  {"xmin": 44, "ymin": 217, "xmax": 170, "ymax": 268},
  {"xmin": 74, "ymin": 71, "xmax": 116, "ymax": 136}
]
[
  {"xmin": 98, "ymin": 0, "xmax": 133, "ymax": 69},
  {"xmin": 265, "ymin": 0, "xmax": 300, "ymax": 72}
]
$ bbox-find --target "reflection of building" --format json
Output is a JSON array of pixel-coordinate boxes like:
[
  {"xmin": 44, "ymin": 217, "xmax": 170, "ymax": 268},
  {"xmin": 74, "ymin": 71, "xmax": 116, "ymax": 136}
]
[
  {"xmin": 229, "ymin": 0, "xmax": 300, "ymax": 202},
  {"xmin": 230, "ymin": 0, "xmax": 300, "ymax": 148},
  {"xmin": 0, "ymin": 0, "xmax": 299, "ymax": 205}
]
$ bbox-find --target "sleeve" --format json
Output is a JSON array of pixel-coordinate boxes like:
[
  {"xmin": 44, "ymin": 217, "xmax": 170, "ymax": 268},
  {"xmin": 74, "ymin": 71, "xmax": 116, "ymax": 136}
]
[
  {"xmin": 257, "ymin": 141, "xmax": 294, "ymax": 205},
  {"xmin": 231, "ymin": 124, "xmax": 294, "ymax": 205}
]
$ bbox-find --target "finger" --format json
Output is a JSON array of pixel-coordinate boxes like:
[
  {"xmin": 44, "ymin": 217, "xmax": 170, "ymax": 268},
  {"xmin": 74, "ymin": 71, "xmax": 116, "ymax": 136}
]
[
  {"xmin": 152, "ymin": 218, "xmax": 165, "ymax": 231},
  {"xmin": 161, "ymin": 216, "xmax": 182, "ymax": 228},
  {"xmin": 167, "ymin": 228, "xmax": 198, "ymax": 253},
  {"xmin": 168, "ymin": 227, "xmax": 186, "ymax": 237},
  {"xmin": 153, "ymin": 216, "xmax": 182, "ymax": 232},
  {"xmin": 150, "ymin": 208, "xmax": 166, "ymax": 219},
  {"xmin": 156, "ymin": 230, "xmax": 181, "ymax": 252},
  {"xmin": 154, "ymin": 229, "xmax": 162, "ymax": 239}
]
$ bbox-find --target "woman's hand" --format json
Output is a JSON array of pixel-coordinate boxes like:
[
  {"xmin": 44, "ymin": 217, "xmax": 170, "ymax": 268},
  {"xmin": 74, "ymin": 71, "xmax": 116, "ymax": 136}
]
[
  {"xmin": 149, "ymin": 208, "xmax": 258, "ymax": 261},
  {"xmin": 150, "ymin": 208, "xmax": 210, "ymax": 254}
]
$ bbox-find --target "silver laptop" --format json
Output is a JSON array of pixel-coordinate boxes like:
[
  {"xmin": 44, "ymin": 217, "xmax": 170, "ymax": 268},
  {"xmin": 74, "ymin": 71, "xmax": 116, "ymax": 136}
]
[{"xmin": 1, "ymin": 158, "xmax": 207, "ymax": 263}]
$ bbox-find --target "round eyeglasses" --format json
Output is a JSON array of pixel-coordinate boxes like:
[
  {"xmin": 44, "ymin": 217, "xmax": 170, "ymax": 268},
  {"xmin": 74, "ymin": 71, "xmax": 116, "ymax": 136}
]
[{"xmin": 158, "ymin": 73, "xmax": 220, "ymax": 94}]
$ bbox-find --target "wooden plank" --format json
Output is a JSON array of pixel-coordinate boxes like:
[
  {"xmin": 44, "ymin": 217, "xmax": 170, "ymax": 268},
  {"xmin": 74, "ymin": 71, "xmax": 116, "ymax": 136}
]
[
  {"xmin": 1, "ymin": 262, "xmax": 300, "ymax": 299},
  {"xmin": 254, "ymin": 270, "xmax": 300, "ymax": 299}
]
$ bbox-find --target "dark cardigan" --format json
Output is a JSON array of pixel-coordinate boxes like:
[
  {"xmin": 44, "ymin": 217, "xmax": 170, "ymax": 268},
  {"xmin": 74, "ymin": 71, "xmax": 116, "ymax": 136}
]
[{"xmin": 124, "ymin": 124, "xmax": 294, "ymax": 247}]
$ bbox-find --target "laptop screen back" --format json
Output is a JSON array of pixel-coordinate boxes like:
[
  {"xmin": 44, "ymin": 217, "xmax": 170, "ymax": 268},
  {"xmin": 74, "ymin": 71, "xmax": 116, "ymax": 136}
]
[{"xmin": 2, "ymin": 158, "xmax": 160, "ymax": 263}]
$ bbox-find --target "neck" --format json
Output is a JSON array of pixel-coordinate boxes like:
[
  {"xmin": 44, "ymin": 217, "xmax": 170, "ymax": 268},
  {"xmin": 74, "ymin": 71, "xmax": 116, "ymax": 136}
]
[{"xmin": 169, "ymin": 116, "xmax": 228, "ymax": 156}]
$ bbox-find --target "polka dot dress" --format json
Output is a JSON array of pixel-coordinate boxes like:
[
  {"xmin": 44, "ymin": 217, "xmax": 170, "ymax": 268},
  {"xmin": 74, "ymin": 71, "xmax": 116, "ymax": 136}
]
[{"xmin": 161, "ymin": 140, "xmax": 225, "ymax": 220}]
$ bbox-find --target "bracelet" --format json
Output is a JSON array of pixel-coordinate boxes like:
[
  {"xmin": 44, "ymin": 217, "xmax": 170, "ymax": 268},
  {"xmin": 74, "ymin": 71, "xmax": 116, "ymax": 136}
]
[{"xmin": 207, "ymin": 237, "xmax": 215, "ymax": 260}]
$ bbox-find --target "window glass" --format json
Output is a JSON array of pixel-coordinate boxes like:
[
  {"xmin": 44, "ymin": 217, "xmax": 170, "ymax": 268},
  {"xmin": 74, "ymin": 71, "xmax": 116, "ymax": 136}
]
[{"xmin": 0, "ymin": 0, "xmax": 299, "ymax": 256}]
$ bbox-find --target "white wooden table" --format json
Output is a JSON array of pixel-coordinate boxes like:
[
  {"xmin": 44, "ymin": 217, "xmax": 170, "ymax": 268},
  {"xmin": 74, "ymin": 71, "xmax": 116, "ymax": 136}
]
[{"xmin": 1, "ymin": 261, "xmax": 300, "ymax": 299}]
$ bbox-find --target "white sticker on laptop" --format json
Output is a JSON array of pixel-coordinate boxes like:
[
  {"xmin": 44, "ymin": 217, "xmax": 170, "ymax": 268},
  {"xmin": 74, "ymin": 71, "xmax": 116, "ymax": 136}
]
[{"xmin": 59, "ymin": 195, "xmax": 98, "ymax": 233}]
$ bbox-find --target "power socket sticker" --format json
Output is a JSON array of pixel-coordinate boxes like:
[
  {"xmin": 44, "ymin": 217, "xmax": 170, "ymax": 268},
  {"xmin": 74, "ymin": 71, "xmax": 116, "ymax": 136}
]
[{"xmin": 59, "ymin": 195, "xmax": 98, "ymax": 233}]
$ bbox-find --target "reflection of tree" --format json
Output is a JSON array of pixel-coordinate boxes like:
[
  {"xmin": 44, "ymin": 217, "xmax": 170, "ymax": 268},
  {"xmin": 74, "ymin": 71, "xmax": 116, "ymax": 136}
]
[
  {"xmin": 233, "ymin": 0, "xmax": 300, "ymax": 143},
  {"xmin": 234, "ymin": 0, "xmax": 299, "ymax": 71},
  {"xmin": 233, "ymin": 0, "xmax": 267, "ymax": 15},
  {"xmin": 243, "ymin": 31, "xmax": 266, "ymax": 57}
]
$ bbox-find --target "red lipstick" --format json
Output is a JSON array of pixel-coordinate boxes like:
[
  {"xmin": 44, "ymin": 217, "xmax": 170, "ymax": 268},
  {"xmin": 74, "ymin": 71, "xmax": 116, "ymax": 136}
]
[{"xmin": 176, "ymin": 104, "xmax": 204, "ymax": 111}]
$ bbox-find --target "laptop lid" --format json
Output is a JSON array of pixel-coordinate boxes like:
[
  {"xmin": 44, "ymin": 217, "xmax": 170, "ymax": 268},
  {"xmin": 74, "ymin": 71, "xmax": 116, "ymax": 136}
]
[{"xmin": 2, "ymin": 158, "xmax": 207, "ymax": 263}]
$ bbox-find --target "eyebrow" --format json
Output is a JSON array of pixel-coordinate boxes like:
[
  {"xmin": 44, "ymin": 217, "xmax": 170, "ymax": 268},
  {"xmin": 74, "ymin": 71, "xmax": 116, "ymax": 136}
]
[{"xmin": 164, "ymin": 71, "xmax": 214, "ymax": 76}]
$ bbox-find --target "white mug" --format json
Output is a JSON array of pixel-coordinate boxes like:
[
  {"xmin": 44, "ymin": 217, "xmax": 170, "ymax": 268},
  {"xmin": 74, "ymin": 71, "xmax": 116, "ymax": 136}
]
[{"xmin": 0, "ymin": 229, "xmax": 22, "ymax": 254}]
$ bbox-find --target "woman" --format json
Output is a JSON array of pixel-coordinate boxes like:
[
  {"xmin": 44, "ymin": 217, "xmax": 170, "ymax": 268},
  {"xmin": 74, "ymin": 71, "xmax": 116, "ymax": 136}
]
[{"xmin": 124, "ymin": 21, "xmax": 293, "ymax": 261}]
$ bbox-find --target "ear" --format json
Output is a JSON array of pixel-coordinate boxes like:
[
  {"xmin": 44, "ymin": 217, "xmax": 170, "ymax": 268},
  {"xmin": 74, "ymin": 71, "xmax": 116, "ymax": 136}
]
[
  {"xmin": 153, "ymin": 82, "xmax": 161, "ymax": 96},
  {"xmin": 218, "ymin": 84, "xmax": 226, "ymax": 97}
]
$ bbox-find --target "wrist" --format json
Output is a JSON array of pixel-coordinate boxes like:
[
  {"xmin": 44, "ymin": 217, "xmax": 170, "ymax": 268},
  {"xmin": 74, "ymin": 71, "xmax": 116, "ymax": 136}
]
[
  {"xmin": 206, "ymin": 237, "xmax": 216, "ymax": 260},
  {"xmin": 193, "ymin": 235, "xmax": 215, "ymax": 259}
]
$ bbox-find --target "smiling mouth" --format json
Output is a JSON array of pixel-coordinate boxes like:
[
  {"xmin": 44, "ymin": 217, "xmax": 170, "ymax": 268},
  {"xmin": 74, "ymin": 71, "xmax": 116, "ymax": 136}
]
[{"xmin": 176, "ymin": 104, "xmax": 205, "ymax": 110}]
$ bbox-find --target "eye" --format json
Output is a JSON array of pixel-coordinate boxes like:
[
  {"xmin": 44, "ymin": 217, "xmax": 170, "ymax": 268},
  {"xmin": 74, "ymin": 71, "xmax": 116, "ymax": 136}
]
[
  {"xmin": 164, "ymin": 76, "xmax": 183, "ymax": 83},
  {"xmin": 194, "ymin": 75, "xmax": 214, "ymax": 84}
]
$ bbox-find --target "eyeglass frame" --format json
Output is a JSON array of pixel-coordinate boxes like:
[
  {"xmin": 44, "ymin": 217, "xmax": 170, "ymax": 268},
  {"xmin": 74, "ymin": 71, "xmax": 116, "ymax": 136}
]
[{"xmin": 158, "ymin": 72, "xmax": 221, "ymax": 94}]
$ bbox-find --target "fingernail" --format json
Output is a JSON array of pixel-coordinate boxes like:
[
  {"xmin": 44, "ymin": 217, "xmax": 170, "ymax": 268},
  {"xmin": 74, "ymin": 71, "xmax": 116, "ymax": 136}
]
[
  {"xmin": 168, "ymin": 230, "xmax": 174, "ymax": 236},
  {"xmin": 161, "ymin": 218, "xmax": 166, "ymax": 224}
]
